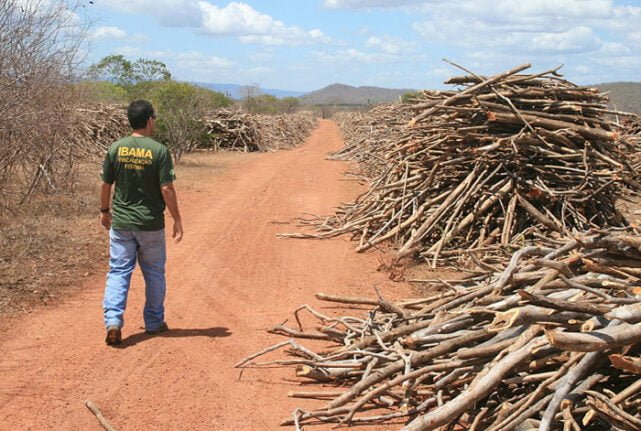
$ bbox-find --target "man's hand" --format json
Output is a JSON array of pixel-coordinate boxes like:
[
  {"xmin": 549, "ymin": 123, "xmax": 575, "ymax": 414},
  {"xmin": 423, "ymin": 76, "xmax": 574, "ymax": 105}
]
[
  {"xmin": 161, "ymin": 183, "xmax": 183, "ymax": 244},
  {"xmin": 100, "ymin": 212, "xmax": 112, "ymax": 230},
  {"xmin": 172, "ymin": 219, "xmax": 184, "ymax": 244},
  {"xmin": 100, "ymin": 182, "xmax": 113, "ymax": 230}
]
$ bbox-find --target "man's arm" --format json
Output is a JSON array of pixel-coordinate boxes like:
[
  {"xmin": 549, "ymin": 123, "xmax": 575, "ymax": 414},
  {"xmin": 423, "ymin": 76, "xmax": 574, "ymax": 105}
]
[
  {"xmin": 161, "ymin": 183, "xmax": 183, "ymax": 243},
  {"xmin": 100, "ymin": 182, "xmax": 112, "ymax": 230}
]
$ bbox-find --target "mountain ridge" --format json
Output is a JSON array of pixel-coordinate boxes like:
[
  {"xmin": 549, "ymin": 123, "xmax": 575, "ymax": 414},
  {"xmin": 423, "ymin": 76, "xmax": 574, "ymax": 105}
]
[
  {"xmin": 194, "ymin": 82, "xmax": 306, "ymax": 99},
  {"xmin": 193, "ymin": 80, "xmax": 641, "ymax": 113},
  {"xmin": 594, "ymin": 82, "xmax": 641, "ymax": 114},
  {"xmin": 299, "ymin": 83, "xmax": 415, "ymax": 105}
]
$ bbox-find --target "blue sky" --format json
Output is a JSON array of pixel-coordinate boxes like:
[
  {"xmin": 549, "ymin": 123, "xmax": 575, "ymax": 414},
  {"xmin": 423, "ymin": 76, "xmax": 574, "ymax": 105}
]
[{"xmin": 83, "ymin": 0, "xmax": 641, "ymax": 91}]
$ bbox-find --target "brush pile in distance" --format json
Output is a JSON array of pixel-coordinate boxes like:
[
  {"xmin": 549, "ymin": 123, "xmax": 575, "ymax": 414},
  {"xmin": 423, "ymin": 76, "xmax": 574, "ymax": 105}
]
[
  {"xmin": 237, "ymin": 229, "xmax": 641, "ymax": 431},
  {"xmin": 201, "ymin": 110, "xmax": 316, "ymax": 152},
  {"xmin": 73, "ymin": 104, "xmax": 130, "ymax": 159},
  {"xmin": 289, "ymin": 64, "xmax": 641, "ymax": 267},
  {"xmin": 72, "ymin": 105, "xmax": 317, "ymax": 157}
]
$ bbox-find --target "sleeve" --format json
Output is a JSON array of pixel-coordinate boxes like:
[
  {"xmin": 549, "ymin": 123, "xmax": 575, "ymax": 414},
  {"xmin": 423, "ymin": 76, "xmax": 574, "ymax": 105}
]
[
  {"xmin": 101, "ymin": 149, "xmax": 115, "ymax": 184},
  {"xmin": 158, "ymin": 147, "xmax": 176, "ymax": 186}
]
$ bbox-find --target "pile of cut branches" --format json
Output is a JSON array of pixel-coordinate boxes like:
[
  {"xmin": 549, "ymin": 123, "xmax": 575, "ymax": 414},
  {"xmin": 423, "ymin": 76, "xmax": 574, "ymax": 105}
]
[
  {"xmin": 70, "ymin": 106, "xmax": 316, "ymax": 159},
  {"xmin": 331, "ymin": 106, "xmax": 412, "ymax": 177},
  {"xmin": 72, "ymin": 104, "xmax": 129, "ymax": 159},
  {"xmin": 238, "ymin": 230, "xmax": 641, "ymax": 430},
  {"xmin": 201, "ymin": 110, "xmax": 316, "ymax": 152},
  {"xmin": 624, "ymin": 118, "xmax": 641, "ymax": 144},
  {"xmin": 255, "ymin": 112, "xmax": 317, "ymax": 151},
  {"xmin": 288, "ymin": 64, "xmax": 641, "ymax": 267}
]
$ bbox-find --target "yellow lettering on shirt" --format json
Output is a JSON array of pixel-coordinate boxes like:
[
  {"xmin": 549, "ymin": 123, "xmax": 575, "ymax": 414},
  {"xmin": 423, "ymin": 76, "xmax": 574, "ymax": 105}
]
[
  {"xmin": 117, "ymin": 146, "xmax": 154, "ymax": 170},
  {"xmin": 118, "ymin": 146, "xmax": 153, "ymax": 159}
]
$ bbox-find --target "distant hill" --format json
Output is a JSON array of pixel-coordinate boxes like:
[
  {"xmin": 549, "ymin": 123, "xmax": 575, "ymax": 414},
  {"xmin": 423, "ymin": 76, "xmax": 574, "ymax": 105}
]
[
  {"xmin": 194, "ymin": 82, "xmax": 306, "ymax": 100},
  {"xmin": 593, "ymin": 82, "xmax": 641, "ymax": 114},
  {"xmin": 300, "ymin": 83, "xmax": 415, "ymax": 106},
  {"xmin": 192, "ymin": 80, "xmax": 641, "ymax": 113}
]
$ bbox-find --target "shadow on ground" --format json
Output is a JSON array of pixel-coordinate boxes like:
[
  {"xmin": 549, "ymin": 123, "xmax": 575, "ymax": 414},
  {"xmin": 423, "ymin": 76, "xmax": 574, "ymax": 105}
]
[{"xmin": 118, "ymin": 326, "xmax": 232, "ymax": 348}]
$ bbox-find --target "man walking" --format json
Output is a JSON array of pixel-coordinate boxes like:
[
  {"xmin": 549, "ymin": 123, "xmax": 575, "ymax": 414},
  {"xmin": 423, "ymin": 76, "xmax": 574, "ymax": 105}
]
[{"xmin": 100, "ymin": 100, "xmax": 183, "ymax": 346}]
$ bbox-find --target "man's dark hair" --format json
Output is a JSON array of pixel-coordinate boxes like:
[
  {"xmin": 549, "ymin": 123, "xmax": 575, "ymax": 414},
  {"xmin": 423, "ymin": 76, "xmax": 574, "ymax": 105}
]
[{"xmin": 127, "ymin": 100, "xmax": 155, "ymax": 130}]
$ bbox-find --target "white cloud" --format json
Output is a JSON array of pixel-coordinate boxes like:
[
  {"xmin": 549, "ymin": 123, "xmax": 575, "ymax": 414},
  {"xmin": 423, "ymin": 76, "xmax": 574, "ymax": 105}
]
[
  {"xmin": 323, "ymin": 0, "xmax": 614, "ymax": 16},
  {"xmin": 102, "ymin": 0, "xmax": 331, "ymax": 46},
  {"xmin": 529, "ymin": 27, "xmax": 600, "ymax": 54},
  {"xmin": 90, "ymin": 26, "xmax": 127, "ymax": 40},
  {"xmin": 199, "ymin": 2, "xmax": 330, "ymax": 45},
  {"xmin": 198, "ymin": 2, "xmax": 273, "ymax": 35},
  {"xmin": 101, "ymin": 0, "xmax": 203, "ymax": 26},
  {"xmin": 245, "ymin": 66, "xmax": 273, "ymax": 75},
  {"xmin": 112, "ymin": 47, "xmax": 234, "ymax": 80},
  {"xmin": 175, "ymin": 51, "xmax": 235, "ymax": 69},
  {"xmin": 410, "ymin": 2, "xmax": 626, "ymax": 56},
  {"xmin": 323, "ymin": 0, "xmax": 429, "ymax": 8},
  {"xmin": 365, "ymin": 35, "xmax": 415, "ymax": 55},
  {"xmin": 314, "ymin": 48, "xmax": 398, "ymax": 64},
  {"xmin": 458, "ymin": 0, "xmax": 613, "ymax": 21},
  {"xmin": 250, "ymin": 50, "xmax": 274, "ymax": 63}
]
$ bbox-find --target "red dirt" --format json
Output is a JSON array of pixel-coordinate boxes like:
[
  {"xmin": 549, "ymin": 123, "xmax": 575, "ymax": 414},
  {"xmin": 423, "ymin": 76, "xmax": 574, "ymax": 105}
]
[{"xmin": 0, "ymin": 120, "xmax": 415, "ymax": 430}]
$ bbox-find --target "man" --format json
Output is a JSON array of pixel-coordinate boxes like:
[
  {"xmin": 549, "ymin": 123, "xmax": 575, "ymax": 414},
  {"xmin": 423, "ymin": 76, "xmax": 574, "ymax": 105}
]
[{"xmin": 100, "ymin": 100, "xmax": 183, "ymax": 346}]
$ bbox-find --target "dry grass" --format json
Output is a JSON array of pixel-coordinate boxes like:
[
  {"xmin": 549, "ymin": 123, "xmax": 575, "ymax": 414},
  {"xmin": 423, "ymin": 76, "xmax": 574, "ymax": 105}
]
[{"xmin": 0, "ymin": 163, "xmax": 107, "ymax": 315}]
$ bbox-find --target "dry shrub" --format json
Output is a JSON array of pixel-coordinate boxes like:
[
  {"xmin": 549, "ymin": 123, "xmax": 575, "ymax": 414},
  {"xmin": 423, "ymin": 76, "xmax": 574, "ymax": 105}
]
[
  {"xmin": 0, "ymin": 0, "xmax": 88, "ymax": 210},
  {"xmin": 0, "ymin": 163, "xmax": 107, "ymax": 314},
  {"xmin": 0, "ymin": 1, "xmax": 100, "ymax": 315}
]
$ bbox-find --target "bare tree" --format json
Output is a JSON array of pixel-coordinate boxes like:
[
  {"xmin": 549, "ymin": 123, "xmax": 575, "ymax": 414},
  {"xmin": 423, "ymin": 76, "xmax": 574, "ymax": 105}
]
[{"xmin": 0, "ymin": 0, "xmax": 89, "ymax": 209}]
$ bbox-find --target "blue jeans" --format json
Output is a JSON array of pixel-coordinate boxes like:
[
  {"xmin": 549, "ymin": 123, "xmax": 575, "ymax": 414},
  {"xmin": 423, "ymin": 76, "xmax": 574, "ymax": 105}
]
[{"xmin": 103, "ymin": 228, "xmax": 166, "ymax": 331}]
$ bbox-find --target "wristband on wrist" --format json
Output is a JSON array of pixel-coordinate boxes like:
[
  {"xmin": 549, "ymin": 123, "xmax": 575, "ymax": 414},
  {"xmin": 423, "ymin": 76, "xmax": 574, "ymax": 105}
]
[{"xmin": 100, "ymin": 208, "xmax": 110, "ymax": 213}]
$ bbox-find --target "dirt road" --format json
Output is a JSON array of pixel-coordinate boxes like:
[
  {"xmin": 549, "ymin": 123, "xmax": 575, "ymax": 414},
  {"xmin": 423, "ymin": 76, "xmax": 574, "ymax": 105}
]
[{"xmin": 0, "ymin": 120, "xmax": 412, "ymax": 430}]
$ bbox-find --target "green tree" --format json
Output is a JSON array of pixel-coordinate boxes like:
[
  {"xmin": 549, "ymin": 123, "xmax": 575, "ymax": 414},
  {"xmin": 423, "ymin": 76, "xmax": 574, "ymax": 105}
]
[
  {"xmin": 88, "ymin": 55, "xmax": 171, "ymax": 88},
  {"xmin": 148, "ymin": 81, "xmax": 202, "ymax": 160},
  {"xmin": 194, "ymin": 86, "xmax": 233, "ymax": 109},
  {"xmin": 87, "ymin": 55, "xmax": 135, "ymax": 87},
  {"xmin": 75, "ymin": 81, "xmax": 128, "ymax": 103},
  {"xmin": 279, "ymin": 97, "xmax": 301, "ymax": 114},
  {"xmin": 133, "ymin": 59, "xmax": 172, "ymax": 83},
  {"xmin": 401, "ymin": 91, "xmax": 422, "ymax": 104},
  {"xmin": 143, "ymin": 81, "xmax": 233, "ymax": 160},
  {"xmin": 85, "ymin": 56, "xmax": 233, "ymax": 160}
]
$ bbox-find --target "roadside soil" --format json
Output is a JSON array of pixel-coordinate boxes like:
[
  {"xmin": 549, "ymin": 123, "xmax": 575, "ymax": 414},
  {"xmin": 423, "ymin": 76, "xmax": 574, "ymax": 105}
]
[
  {"xmin": 0, "ymin": 169, "xmax": 106, "ymax": 315},
  {"xmin": 0, "ymin": 120, "xmax": 420, "ymax": 430}
]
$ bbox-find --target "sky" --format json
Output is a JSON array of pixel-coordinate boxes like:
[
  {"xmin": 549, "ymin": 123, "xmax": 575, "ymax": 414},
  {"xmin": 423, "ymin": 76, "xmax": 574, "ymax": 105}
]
[{"xmin": 80, "ymin": 0, "xmax": 641, "ymax": 91}]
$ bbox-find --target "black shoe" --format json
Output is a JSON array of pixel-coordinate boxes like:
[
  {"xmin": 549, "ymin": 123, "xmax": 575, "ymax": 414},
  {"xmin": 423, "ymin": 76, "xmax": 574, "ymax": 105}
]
[
  {"xmin": 145, "ymin": 322, "xmax": 169, "ymax": 335},
  {"xmin": 105, "ymin": 326, "xmax": 122, "ymax": 345}
]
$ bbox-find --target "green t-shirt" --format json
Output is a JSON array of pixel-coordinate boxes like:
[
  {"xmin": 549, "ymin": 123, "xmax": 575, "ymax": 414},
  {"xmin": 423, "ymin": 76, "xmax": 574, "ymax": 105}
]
[{"xmin": 101, "ymin": 136, "xmax": 176, "ymax": 231}]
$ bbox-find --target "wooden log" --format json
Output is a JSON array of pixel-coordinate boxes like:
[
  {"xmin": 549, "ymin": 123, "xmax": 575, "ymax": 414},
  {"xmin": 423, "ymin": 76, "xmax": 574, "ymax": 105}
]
[
  {"xmin": 546, "ymin": 322, "xmax": 641, "ymax": 352},
  {"xmin": 517, "ymin": 290, "xmax": 610, "ymax": 316},
  {"xmin": 539, "ymin": 351, "xmax": 603, "ymax": 431},
  {"xmin": 315, "ymin": 292, "xmax": 379, "ymax": 306},
  {"xmin": 584, "ymin": 390, "xmax": 641, "ymax": 431},
  {"xmin": 487, "ymin": 110, "xmax": 618, "ymax": 142},
  {"xmin": 402, "ymin": 334, "xmax": 544, "ymax": 431},
  {"xmin": 490, "ymin": 306, "xmax": 591, "ymax": 332},
  {"xmin": 408, "ymin": 63, "xmax": 532, "ymax": 125},
  {"xmin": 328, "ymin": 329, "xmax": 490, "ymax": 409},
  {"xmin": 609, "ymin": 354, "xmax": 641, "ymax": 374}
]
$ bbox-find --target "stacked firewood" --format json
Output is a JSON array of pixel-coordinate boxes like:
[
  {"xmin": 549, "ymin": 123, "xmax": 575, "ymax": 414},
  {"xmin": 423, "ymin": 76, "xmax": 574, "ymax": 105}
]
[
  {"xmin": 70, "ymin": 105, "xmax": 316, "ymax": 157},
  {"xmin": 201, "ymin": 110, "xmax": 316, "ymax": 152},
  {"xmin": 331, "ymin": 106, "xmax": 412, "ymax": 177},
  {"xmin": 624, "ymin": 118, "xmax": 641, "ymax": 146},
  {"xmin": 238, "ymin": 230, "xmax": 641, "ymax": 430},
  {"xmin": 71, "ymin": 104, "xmax": 130, "ymax": 159},
  {"xmin": 291, "ymin": 64, "xmax": 641, "ymax": 267},
  {"xmin": 255, "ymin": 112, "xmax": 317, "ymax": 152},
  {"xmin": 201, "ymin": 109, "xmax": 260, "ymax": 151}
]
